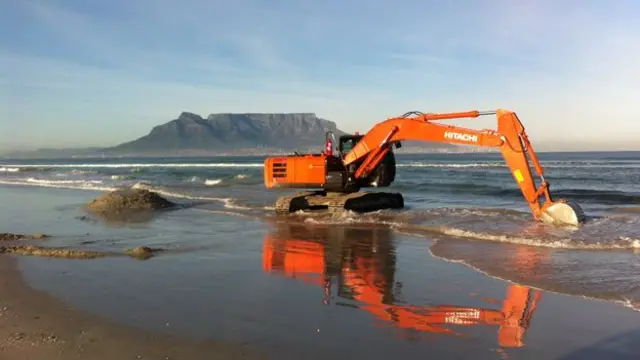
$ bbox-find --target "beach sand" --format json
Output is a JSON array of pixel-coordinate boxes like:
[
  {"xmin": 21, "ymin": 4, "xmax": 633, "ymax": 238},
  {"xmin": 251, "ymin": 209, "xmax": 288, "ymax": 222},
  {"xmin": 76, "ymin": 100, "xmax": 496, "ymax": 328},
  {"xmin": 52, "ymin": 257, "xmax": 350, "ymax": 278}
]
[{"xmin": 0, "ymin": 255, "xmax": 260, "ymax": 360}]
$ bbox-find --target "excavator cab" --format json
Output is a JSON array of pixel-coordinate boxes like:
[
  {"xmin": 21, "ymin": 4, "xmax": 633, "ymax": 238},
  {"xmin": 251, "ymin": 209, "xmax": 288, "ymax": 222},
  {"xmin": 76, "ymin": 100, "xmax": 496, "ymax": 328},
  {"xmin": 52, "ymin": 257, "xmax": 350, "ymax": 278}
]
[
  {"xmin": 339, "ymin": 134, "xmax": 401, "ymax": 157},
  {"xmin": 327, "ymin": 132, "xmax": 397, "ymax": 188},
  {"xmin": 338, "ymin": 135, "xmax": 362, "ymax": 156},
  {"xmin": 324, "ymin": 132, "xmax": 364, "ymax": 158}
]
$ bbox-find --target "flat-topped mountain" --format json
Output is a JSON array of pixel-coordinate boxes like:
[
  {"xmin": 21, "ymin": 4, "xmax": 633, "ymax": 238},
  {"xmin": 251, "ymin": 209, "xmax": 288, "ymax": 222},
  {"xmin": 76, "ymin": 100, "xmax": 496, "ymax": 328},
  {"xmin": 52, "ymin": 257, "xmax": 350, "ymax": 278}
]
[{"xmin": 110, "ymin": 112, "xmax": 348, "ymax": 153}]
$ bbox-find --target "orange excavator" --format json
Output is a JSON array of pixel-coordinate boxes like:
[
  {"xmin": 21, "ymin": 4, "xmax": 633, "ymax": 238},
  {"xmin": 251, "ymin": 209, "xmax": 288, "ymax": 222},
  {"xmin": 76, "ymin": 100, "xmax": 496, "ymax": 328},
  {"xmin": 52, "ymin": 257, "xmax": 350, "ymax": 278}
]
[
  {"xmin": 264, "ymin": 109, "xmax": 585, "ymax": 226},
  {"xmin": 262, "ymin": 223, "xmax": 542, "ymax": 347}
]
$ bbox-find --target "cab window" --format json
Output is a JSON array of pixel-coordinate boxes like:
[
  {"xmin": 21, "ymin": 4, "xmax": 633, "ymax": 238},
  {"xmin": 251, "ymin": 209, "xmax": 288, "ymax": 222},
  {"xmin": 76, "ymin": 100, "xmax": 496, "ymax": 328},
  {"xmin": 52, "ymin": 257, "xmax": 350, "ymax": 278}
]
[{"xmin": 341, "ymin": 139, "xmax": 355, "ymax": 153}]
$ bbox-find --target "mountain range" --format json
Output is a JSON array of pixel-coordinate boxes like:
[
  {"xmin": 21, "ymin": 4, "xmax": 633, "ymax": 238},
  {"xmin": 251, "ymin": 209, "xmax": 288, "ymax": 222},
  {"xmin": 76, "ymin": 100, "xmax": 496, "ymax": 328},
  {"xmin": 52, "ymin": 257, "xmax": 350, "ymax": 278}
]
[
  {"xmin": 112, "ymin": 112, "xmax": 348, "ymax": 154},
  {"xmin": 3, "ymin": 112, "xmax": 457, "ymax": 158}
]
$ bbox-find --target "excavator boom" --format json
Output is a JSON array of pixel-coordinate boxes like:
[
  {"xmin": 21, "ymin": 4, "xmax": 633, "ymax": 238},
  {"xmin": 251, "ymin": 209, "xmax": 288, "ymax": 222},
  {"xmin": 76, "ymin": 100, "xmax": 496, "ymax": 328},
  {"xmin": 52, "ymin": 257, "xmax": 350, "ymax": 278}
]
[{"xmin": 263, "ymin": 108, "xmax": 585, "ymax": 226}]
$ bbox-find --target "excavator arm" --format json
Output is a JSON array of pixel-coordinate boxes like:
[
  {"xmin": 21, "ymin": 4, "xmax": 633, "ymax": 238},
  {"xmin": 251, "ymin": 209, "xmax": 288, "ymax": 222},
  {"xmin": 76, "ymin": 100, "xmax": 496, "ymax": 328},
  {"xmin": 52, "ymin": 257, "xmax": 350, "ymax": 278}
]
[{"xmin": 342, "ymin": 109, "xmax": 585, "ymax": 225}]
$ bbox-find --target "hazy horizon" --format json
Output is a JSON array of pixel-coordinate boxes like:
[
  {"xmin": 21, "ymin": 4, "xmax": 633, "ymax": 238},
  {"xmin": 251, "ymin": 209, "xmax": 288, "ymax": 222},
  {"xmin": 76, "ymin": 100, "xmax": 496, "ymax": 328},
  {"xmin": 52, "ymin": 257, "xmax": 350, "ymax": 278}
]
[
  {"xmin": 2, "ymin": 131, "xmax": 639, "ymax": 154},
  {"xmin": 2, "ymin": 1, "xmax": 640, "ymax": 153}
]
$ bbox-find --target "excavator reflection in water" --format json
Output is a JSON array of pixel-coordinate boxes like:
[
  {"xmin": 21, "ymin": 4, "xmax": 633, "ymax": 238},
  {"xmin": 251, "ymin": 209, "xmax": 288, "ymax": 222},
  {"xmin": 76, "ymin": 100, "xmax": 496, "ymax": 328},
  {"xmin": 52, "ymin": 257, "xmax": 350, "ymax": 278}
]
[{"xmin": 262, "ymin": 222, "xmax": 542, "ymax": 348}]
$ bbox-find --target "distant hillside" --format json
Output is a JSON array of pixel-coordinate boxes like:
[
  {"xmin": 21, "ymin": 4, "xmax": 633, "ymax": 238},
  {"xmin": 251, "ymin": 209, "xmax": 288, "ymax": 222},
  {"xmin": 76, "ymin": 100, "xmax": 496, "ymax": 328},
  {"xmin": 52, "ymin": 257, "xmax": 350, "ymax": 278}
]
[{"xmin": 108, "ymin": 112, "xmax": 349, "ymax": 154}]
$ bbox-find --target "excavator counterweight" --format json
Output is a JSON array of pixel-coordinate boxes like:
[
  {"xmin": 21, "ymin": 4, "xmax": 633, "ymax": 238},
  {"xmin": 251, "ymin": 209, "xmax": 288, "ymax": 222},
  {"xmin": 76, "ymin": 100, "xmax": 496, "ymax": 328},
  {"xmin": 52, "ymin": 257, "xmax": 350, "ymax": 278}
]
[{"xmin": 263, "ymin": 108, "xmax": 586, "ymax": 226}]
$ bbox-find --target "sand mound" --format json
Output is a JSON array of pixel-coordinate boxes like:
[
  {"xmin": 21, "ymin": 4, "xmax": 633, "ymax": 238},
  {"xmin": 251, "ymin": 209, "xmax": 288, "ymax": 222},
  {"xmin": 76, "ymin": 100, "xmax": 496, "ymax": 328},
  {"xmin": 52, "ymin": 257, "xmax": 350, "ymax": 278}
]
[
  {"xmin": 84, "ymin": 189, "xmax": 177, "ymax": 223},
  {"xmin": 86, "ymin": 189, "xmax": 176, "ymax": 212}
]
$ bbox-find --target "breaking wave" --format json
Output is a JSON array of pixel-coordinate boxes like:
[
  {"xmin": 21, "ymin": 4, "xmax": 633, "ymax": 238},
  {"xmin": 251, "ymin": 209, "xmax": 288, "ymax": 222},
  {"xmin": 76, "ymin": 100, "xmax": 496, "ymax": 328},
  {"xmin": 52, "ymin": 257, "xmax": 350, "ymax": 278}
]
[
  {"xmin": 395, "ymin": 160, "xmax": 640, "ymax": 169},
  {"xmin": 111, "ymin": 175, "xmax": 135, "ymax": 180},
  {"xmin": 426, "ymin": 247, "xmax": 640, "ymax": 313},
  {"xmin": 393, "ymin": 181, "xmax": 640, "ymax": 205},
  {"xmin": 130, "ymin": 182, "xmax": 249, "ymax": 210},
  {"xmin": 204, "ymin": 179, "xmax": 223, "ymax": 186},
  {"xmin": 397, "ymin": 162, "xmax": 504, "ymax": 168},
  {"xmin": 0, "ymin": 179, "xmax": 117, "ymax": 192},
  {"xmin": 26, "ymin": 178, "xmax": 104, "ymax": 185},
  {"xmin": 0, "ymin": 177, "xmax": 250, "ymax": 210},
  {"xmin": 4, "ymin": 163, "xmax": 264, "ymax": 169},
  {"xmin": 400, "ymin": 226, "xmax": 640, "ymax": 250},
  {"xmin": 280, "ymin": 206, "xmax": 640, "ymax": 251}
]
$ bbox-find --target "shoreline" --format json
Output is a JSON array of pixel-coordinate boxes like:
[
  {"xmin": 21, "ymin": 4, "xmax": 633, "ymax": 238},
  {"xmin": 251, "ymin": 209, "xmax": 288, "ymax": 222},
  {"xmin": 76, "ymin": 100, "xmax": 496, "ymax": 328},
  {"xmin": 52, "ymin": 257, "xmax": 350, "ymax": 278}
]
[
  {"xmin": 427, "ymin": 245, "xmax": 640, "ymax": 314},
  {"xmin": 1, "ymin": 180, "xmax": 638, "ymax": 316},
  {"xmin": 1, "ymin": 175, "xmax": 639, "ymax": 359},
  {"xmin": 0, "ymin": 255, "xmax": 260, "ymax": 360}
]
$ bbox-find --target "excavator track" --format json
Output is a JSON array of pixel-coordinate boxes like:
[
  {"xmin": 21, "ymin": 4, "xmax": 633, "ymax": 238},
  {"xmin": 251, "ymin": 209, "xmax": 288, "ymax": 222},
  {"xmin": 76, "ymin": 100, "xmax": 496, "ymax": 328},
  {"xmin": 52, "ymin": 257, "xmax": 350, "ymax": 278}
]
[
  {"xmin": 274, "ymin": 190, "xmax": 404, "ymax": 214},
  {"xmin": 274, "ymin": 191, "xmax": 322, "ymax": 213}
]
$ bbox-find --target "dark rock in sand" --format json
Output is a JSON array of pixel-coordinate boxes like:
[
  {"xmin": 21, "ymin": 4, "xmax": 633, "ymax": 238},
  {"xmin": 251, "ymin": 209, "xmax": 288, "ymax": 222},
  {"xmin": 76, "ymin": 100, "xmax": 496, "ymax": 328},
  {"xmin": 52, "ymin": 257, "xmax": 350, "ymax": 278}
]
[
  {"xmin": 124, "ymin": 246, "xmax": 165, "ymax": 260},
  {"xmin": 0, "ymin": 233, "xmax": 49, "ymax": 241},
  {"xmin": 75, "ymin": 215, "xmax": 97, "ymax": 223},
  {"xmin": 0, "ymin": 234, "xmax": 27, "ymax": 241}
]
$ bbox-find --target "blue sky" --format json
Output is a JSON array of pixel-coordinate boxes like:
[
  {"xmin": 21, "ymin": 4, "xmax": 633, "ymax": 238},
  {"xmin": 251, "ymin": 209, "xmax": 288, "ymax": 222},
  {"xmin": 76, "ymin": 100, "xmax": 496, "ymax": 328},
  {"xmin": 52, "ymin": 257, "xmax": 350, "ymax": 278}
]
[{"xmin": 1, "ymin": 0, "xmax": 639, "ymax": 151}]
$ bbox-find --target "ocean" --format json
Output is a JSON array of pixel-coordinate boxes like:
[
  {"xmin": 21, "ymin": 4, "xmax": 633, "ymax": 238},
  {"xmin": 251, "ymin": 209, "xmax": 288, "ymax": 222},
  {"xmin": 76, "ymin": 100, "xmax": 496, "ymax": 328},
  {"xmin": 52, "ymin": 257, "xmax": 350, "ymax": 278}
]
[{"xmin": 1, "ymin": 151, "xmax": 639, "ymax": 359}]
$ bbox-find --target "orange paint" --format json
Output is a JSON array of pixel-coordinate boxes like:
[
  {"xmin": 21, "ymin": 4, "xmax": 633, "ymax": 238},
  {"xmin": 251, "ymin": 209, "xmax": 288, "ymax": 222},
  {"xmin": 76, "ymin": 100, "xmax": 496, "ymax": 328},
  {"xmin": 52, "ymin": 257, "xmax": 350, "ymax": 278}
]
[{"xmin": 264, "ymin": 154, "xmax": 327, "ymax": 189}]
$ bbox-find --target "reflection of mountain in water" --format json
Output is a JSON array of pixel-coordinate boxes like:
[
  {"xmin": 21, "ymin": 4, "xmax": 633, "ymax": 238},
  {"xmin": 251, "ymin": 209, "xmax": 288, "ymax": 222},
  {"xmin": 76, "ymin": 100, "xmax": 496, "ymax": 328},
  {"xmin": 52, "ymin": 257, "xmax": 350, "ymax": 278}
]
[{"xmin": 262, "ymin": 222, "xmax": 542, "ymax": 348}]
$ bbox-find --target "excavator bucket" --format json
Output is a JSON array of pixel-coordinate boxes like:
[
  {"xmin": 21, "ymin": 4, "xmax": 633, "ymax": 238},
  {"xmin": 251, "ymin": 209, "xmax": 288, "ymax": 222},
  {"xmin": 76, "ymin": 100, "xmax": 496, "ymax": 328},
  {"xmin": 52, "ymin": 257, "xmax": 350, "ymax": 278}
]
[
  {"xmin": 496, "ymin": 110, "xmax": 586, "ymax": 226},
  {"xmin": 539, "ymin": 201, "xmax": 586, "ymax": 226}
]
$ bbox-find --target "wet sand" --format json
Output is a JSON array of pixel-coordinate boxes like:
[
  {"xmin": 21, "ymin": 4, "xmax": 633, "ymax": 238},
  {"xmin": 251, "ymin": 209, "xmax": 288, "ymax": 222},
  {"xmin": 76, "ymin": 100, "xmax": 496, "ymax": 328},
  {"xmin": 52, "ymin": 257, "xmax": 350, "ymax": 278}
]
[
  {"xmin": 0, "ymin": 255, "xmax": 260, "ymax": 360},
  {"xmin": 0, "ymin": 185, "xmax": 639, "ymax": 360}
]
